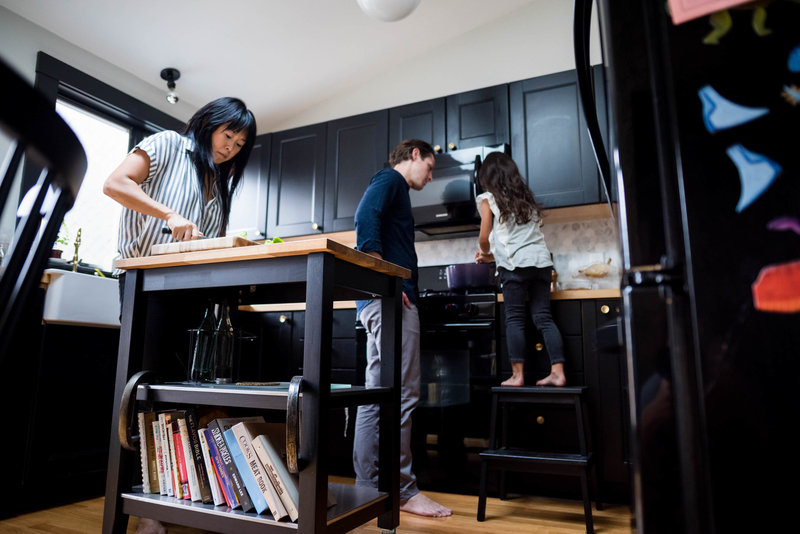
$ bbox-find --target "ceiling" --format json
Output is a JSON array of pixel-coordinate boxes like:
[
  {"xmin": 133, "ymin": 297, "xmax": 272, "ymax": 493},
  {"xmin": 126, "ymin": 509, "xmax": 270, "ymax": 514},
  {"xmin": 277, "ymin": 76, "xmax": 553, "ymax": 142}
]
[{"xmin": 0, "ymin": 0, "xmax": 539, "ymax": 132}]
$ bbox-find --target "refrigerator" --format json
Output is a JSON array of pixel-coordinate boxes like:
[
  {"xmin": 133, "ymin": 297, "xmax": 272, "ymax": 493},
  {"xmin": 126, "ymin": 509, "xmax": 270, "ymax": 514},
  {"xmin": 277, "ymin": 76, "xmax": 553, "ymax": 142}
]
[{"xmin": 575, "ymin": 1, "xmax": 800, "ymax": 532}]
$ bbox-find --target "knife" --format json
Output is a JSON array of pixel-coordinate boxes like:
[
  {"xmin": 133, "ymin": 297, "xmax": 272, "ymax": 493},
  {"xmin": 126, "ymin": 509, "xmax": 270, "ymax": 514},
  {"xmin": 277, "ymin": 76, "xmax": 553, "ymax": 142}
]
[{"xmin": 161, "ymin": 225, "xmax": 209, "ymax": 239}]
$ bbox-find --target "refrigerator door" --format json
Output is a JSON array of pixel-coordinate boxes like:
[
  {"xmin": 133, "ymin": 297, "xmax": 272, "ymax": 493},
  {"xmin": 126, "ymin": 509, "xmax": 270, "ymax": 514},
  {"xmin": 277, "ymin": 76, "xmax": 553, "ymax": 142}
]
[{"xmin": 597, "ymin": 1, "xmax": 800, "ymax": 533}]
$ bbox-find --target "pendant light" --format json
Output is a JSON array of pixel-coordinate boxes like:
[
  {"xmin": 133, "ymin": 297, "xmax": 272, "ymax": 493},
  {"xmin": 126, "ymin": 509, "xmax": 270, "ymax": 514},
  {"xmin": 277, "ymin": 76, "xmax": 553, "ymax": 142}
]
[{"xmin": 160, "ymin": 68, "xmax": 180, "ymax": 104}]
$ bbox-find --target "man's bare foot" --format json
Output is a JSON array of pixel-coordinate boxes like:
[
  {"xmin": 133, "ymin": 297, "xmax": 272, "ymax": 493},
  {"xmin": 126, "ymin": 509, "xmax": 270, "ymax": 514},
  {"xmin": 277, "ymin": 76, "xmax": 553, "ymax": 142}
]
[
  {"xmin": 500, "ymin": 375, "xmax": 524, "ymax": 386},
  {"xmin": 535, "ymin": 371, "xmax": 566, "ymax": 387},
  {"xmin": 399, "ymin": 492, "xmax": 452, "ymax": 517},
  {"xmin": 134, "ymin": 518, "xmax": 166, "ymax": 534}
]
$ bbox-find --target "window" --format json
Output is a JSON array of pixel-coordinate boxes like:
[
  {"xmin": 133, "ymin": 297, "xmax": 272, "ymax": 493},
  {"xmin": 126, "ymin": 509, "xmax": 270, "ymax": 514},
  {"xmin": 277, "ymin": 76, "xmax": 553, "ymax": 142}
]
[{"xmin": 53, "ymin": 101, "xmax": 131, "ymax": 272}]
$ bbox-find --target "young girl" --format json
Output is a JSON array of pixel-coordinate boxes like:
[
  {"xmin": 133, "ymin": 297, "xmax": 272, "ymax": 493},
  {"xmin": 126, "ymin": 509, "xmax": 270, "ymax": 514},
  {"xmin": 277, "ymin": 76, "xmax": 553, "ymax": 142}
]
[{"xmin": 475, "ymin": 152, "xmax": 566, "ymax": 387}]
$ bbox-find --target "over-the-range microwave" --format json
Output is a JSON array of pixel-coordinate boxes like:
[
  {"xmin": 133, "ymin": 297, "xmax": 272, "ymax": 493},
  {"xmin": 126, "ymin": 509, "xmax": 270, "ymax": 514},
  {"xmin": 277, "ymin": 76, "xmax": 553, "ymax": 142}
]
[{"xmin": 410, "ymin": 143, "xmax": 510, "ymax": 235}]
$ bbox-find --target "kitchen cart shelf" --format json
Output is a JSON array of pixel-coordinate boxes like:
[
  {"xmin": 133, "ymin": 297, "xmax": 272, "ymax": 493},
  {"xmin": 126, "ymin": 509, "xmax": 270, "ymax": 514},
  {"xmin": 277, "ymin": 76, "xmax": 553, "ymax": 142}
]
[
  {"xmin": 103, "ymin": 238, "xmax": 408, "ymax": 534},
  {"xmin": 135, "ymin": 383, "xmax": 393, "ymax": 411},
  {"xmin": 120, "ymin": 482, "xmax": 389, "ymax": 534}
]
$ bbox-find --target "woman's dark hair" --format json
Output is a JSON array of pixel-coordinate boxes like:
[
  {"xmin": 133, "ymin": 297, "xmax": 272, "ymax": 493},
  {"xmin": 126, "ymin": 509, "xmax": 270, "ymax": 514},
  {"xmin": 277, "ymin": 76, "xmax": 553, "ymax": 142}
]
[
  {"xmin": 182, "ymin": 97, "xmax": 257, "ymax": 231},
  {"xmin": 389, "ymin": 139, "xmax": 435, "ymax": 167},
  {"xmin": 477, "ymin": 152, "xmax": 540, "ymax": 225}
]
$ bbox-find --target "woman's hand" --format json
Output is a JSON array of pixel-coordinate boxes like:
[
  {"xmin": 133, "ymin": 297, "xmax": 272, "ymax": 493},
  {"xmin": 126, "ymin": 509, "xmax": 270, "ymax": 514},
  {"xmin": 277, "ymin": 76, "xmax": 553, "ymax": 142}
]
[
  {"xmin": 166, "ymin": 212, "xmax": 203, "ymax": 241},
  {"xmin": 402, "ymin": 291, "xmax": 412, "ymax": 309},
  {"xmin": 475, "ymin": 250, "xmax": 494, "ymax": 263}
]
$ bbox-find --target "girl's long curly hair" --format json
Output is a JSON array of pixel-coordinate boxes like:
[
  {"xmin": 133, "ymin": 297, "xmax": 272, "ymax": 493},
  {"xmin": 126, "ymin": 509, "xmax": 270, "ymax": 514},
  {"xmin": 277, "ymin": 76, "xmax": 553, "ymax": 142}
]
[{"xmin": 476, "ymin": 152, "xmax": 540, "ymax": 225}]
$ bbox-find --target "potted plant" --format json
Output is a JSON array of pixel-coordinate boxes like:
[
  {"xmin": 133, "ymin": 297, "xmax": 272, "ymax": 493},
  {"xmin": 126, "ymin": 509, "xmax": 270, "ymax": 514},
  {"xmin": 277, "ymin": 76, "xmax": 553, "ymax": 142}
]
[{"xmin": 51, "ymin": 221, "xmax": 69, "ymax": 259}]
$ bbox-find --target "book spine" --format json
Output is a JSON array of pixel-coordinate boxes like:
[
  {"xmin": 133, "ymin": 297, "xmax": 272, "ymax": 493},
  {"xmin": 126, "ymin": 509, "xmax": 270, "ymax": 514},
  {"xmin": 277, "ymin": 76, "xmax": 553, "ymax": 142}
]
[
  {"xmin": 152, "ymin": 421, "xmax": 167, "ymax": 496},
  {"xmin": 171, "ymin": 420, "xmax": 190, "ymax": 499},
  {"xmin": 185, "ymin": 409, "xmax": 213, "ymax": 504},
  {"xmin": 144, "ymin": 414, "xmax": 160, "ymax": 494},
  {"xmin": 158, "ymin": 414, "xmax": 175, "ymax": 497},
  {"xmin": 136, "ymin": 412, "xmax": 151, "ymax": 494},
  {"xmin": 231, "ymin": 424, "xmax": 287, "ymax": 520},
  {"xmin": 252, "ymin": 434, "xmax": 299, "ymax": 521},
  {"xmin": 208, "ymin": 420, "xmax": 254, "ymax": 513},
  {"xmin": 198, "ymin": 428, "xmax": 226, "ymax": 506},
  {"xmin": 202, "ymin": 427, "xmax": 238, "ymax": 508},
  {"xmin": 223, "ymin": 428, "xmax": 268, "ymax": 515},
  {"xmin": 177, "ymin": 417, "xmax": 201, "ymax": 502}
]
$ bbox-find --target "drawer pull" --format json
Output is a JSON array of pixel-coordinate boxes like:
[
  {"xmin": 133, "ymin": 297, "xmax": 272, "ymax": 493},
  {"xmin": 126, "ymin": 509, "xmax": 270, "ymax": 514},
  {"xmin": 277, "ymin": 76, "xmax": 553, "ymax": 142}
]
[
  {"xmin": 536, "ymin": 416, "xmax": 545, "ymax": 425},
  {"xmin": 600, "ymin": 305, "xmax": 610, "ymax": 314},
  {"xmin": 535, "ymin": 343, "xmax": 544, "ymax": 351},
  {"xmin": 448, "ymin": 142, "xmax": 456, "ymax": 150},
  {"xmin": 287, "ymin": 375, "xmax": 306, "ymax": 473}
]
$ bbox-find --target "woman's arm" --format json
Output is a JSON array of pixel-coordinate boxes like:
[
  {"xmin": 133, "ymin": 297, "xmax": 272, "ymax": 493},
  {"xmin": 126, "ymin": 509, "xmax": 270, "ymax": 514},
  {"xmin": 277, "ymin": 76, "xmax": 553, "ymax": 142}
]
[
  {"xmin": 103, "ymin": 149, "xmax": 201, "ymax": 241},
  {"xmin": 475, "ymin": 198, "xmax": 495, "ymax": 263}
]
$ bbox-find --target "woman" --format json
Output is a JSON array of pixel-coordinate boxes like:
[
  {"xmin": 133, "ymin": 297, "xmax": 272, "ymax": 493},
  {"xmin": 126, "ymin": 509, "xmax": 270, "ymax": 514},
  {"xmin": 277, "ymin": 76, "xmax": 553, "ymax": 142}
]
[
  {"xmin": 474, "ymin": 152, "xmax": 566, "ymax": 387},
  {"xmin": 103, "ymin": 97, "xmax": 256, "ymax": 534}
]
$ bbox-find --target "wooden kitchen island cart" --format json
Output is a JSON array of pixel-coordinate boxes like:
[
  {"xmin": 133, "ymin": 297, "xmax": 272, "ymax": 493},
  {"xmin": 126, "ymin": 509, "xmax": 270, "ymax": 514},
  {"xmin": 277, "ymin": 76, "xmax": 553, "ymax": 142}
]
[{"xmin": 102, "ymin": 238, "xmax": 408, "ymax": 534}]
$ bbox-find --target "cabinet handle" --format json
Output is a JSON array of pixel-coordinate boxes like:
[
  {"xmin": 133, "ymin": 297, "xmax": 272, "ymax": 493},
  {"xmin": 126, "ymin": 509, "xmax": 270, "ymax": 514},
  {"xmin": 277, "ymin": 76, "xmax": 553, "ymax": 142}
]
[
  {"xmin": 536, "ymin": 416, "xmax": 545, "ymax": 425},
  {"xmin": 279, "ymin": 314, "xmax": 288, "ymax": 324},
  {"xmin": 118, "ymin": 370, "xmax": 156, "ymax": 452},
  {"xmin": 434, "ymin": 144, "xmax": 442, "ymax": 153},
  {"xmin": 600, "ymin": 305, "xmax": 610, "ymax": 314},
  {"xmin": 535, "ymin": 342, "xmax": 544, "ymax": 351},
  {"xmin": 311, "ymin": 222, "xmax": 321, "ymax": 231},
  {"xmin": 448, "ymin": 142, "xmax": 456, "ymax": 150},
  {"xmin": 287, "ymin": 375, "xmax": 306, "ymax": 473}
]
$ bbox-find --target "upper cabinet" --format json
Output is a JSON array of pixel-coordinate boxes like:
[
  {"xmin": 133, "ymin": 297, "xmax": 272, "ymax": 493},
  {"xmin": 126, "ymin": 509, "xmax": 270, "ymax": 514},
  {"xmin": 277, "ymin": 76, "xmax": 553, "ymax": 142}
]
[
  {"xmin": 389, "ymin": 85, "xmax": 509, "ymax": 154},
  {"xmin": 229, "ymin": 133, "xmax": 270, "ymax": 239},
  {"xmin": 324, "ymin": 110, "xmax": 389, "ymax": 233},
  {"xmin": 510, "ymin": 68, "xmax": 606, "ymax": 208},
  {"xmin": 267, "ymin": 123, "xmax": 326, "ymax": 238}
]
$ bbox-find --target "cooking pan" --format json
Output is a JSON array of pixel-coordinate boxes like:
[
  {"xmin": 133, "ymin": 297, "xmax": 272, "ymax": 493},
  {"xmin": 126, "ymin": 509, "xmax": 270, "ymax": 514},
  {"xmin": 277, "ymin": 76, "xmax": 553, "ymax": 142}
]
[{"xmin": 446, "ymin": 262, "xmax": 496, "ymax": 289}]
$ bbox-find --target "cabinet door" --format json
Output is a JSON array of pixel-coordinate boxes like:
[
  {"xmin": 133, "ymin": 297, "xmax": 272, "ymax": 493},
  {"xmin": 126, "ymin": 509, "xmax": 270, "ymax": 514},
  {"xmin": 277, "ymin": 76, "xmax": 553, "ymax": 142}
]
[
  {"xmin": 324, "ymin": 110, "xmax": 389, "ymax": 232},
  {"xmin": 510, "ymin": 70, "xmax": 600, "ymax": 207},
  {"xmin": 267, "ymin": 123, "xmax": 326, "ymax": 238},
  {"xmin": 229, "ymin": 133, "xmax": 270, "ymax": 239},
  {"xmin": 445, "ymin": 84, "xmax": 509, "ymax": 151},
  {"xmin": 388, "ymin": 98, "xmax": 446, "ymax": 154}
]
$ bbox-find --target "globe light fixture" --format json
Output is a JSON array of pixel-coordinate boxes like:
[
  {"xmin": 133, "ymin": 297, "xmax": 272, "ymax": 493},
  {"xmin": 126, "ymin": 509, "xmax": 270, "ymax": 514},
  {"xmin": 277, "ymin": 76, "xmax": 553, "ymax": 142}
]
[{"xmin": 356, "ymin": 0, "xmax": 420, "ymax": 22}]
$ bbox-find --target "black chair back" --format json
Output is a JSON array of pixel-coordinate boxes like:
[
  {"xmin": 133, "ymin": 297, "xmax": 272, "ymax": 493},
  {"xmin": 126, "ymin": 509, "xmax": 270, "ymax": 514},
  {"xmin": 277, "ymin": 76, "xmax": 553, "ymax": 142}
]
[{"xmin": 0, "ymin": 59, "xmax": 86, "ymax": 358}]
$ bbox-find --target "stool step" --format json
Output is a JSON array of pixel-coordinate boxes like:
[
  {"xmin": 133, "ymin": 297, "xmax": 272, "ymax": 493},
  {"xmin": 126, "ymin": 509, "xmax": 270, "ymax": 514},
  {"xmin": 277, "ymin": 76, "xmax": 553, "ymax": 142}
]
[{"xmin": 480, "ymin": 448, "xmax": 591, "ymax": 466}]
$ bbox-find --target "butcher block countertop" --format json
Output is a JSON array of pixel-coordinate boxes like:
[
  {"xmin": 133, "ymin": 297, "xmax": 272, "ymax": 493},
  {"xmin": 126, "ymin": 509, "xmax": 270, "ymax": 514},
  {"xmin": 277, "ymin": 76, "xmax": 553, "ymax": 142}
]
[{"xmin": 113, "ymin": 237, "xmax": 410, "ymax": 279}]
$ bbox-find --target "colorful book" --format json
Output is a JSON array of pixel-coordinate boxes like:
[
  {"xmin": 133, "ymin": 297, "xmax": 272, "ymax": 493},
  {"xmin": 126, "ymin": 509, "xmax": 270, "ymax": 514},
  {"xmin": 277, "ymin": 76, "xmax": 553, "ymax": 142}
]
[
  {"xmin": 207, "ymin": 418, "xmax": 261, "ymax": 513},
  {"xmin": 136, "ymin": 411, "xmax": 159, "ymax": 494},
  {"xmin": 230, "ymin": 422, "xmax": 288, "ymax": 520},
  {"xmin": 202, "ymin": 427, "xmax": 238, "ymax": 508},
  {"xmin": 198, "ymin": 427, "xmax": 226, "ymax": 506},
  {"xmin": 152, "ymin": 420, "xmax": 167, "ymax": 495},
  {"xmin": 223, "ymin": 427, "xmax": 270, "ymax": 515},
  {"xmin": 184, "ymin": 408, "xmax": 213, "ymax": 504},
  {"xmin": 242, "ymin": 422, "xmax": 298, "ymax": 521},
  {"xmin": 157, "ymin": 412, "xmax": 175, "ymax": 497},
  {"xmin": 177, "ymin": 417, "xmax": 201, "ymax": 501},
  {"xmin": 171, "ymin": 420, "xmax": 190, "ymax": 499}
]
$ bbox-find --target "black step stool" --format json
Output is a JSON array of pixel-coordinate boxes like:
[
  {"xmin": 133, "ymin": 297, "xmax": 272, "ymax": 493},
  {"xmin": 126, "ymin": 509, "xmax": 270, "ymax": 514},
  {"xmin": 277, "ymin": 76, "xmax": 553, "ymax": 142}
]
[{"xmin": 477, "ymin": 386, "xmax": 599, "ymax": 533}]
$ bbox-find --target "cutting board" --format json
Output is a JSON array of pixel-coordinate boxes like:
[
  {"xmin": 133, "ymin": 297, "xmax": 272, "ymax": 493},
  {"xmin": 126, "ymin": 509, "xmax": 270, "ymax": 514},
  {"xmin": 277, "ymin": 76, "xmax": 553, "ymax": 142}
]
[{"xmin": 151, "ymin": 236, "xmax": 259, "ymax": 255}]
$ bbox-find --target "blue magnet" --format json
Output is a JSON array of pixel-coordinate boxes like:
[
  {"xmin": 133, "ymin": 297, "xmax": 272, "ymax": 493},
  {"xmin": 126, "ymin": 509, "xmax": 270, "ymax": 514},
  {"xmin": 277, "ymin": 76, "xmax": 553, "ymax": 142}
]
[
  {"xmin": 726, "ymin": 144, "xmax": 781, "ymax": 212},
  {"xmin": 699, "ymin": 85, "xmax": 769, "ymax": 133},
  {"xmin": 789, "ymin": 45, "xmax": 800, "ymax": 72}
]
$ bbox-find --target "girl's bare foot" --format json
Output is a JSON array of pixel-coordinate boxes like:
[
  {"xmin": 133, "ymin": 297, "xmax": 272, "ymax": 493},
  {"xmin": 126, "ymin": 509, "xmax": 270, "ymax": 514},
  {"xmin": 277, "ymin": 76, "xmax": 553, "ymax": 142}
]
[
  {"xmin": 399, "ymin": 492, "xmax": 452, "ymax": 517},
  {"xmin": 135, "ymin": 518, "xmax": 166, "ymax": 534},
  {"xmin": 536, "ymin": 371, "xmax": 567, "ymax": 387},
  {"xmin": 500, "ymin": 375, "xmax": 525, "ymax": 386}
]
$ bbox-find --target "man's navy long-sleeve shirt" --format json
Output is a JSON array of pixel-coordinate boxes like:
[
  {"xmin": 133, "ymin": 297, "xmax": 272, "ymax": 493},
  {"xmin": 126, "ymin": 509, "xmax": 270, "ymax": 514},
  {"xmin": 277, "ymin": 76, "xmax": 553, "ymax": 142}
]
[{"xmin": 354, "ymin": 167, "xmax": 419, "ymax": 317}]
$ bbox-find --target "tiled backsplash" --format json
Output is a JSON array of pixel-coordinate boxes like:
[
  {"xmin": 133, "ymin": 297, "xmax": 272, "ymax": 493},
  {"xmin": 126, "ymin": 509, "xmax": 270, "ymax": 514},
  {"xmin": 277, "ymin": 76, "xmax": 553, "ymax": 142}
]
[{"xmin": 416, "ymin": 217, "xmax": 622, "ymax": 290}]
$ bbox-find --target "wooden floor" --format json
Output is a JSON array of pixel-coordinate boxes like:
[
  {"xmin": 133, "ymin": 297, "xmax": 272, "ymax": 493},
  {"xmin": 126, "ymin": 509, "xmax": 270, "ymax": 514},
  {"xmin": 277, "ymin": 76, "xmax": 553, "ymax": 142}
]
[{"xmin": 0, "ymin": 479, "xmax": 634, "ymax": 533}]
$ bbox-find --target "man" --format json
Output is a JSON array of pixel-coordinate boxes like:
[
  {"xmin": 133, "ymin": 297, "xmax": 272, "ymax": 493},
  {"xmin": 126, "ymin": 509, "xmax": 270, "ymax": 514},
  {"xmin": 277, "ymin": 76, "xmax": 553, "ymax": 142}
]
[{"xmin": 352, "ymin": 139, "xmax": 452, "ymax": 517}]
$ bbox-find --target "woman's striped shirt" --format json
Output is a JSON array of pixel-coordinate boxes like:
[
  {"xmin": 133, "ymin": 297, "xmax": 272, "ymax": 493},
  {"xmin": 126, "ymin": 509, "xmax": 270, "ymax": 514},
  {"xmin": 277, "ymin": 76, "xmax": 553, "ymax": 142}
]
[{"xmin": 114, "ymin": 130, "xmax": 224, "ymax": 274}]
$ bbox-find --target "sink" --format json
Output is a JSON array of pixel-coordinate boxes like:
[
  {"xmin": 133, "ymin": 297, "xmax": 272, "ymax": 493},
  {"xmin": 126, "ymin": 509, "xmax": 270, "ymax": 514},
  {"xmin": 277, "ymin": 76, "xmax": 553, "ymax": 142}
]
[{"xmin": 42, "ymin": 269, "xmax": 120, "ymax": 327}]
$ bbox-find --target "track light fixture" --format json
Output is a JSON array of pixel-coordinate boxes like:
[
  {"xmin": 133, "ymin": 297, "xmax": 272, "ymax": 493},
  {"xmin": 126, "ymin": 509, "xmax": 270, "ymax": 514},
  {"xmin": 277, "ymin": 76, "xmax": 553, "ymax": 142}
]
[{"xmin": 160, "ymin": 68, "xmax": 180, "ymax": 104}]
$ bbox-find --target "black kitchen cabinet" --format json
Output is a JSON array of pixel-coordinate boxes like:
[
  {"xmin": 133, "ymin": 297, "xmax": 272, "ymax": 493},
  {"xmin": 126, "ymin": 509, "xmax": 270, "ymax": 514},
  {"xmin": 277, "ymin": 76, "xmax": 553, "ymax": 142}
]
[
  {"xmin": 510, "ymin": 68, "xmax": 606, "ymax": 208},
  {"xmin": 388, "ymin": 98, "xmax": 446, "ymax": 153},
  {"xmin": 230, "ymin": 133, "xmax": 270, "ymax": 237},
  {"xmin": 324, "ymin": 110, "xmax": 389, "ymax": 233},
  {"xmin": 267, "ymin": 123, "xmax": 327, "ymax": 238},
  {"xmin": 388, "ymin": 85, "xmax": 509, "ymax": 154}
]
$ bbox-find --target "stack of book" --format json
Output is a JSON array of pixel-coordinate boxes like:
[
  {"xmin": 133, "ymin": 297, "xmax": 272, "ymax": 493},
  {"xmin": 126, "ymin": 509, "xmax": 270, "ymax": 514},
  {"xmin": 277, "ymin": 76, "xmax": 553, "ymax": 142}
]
[{"xmin": 136, "ymin": 408, "xmax": 315, "ymax": 520}]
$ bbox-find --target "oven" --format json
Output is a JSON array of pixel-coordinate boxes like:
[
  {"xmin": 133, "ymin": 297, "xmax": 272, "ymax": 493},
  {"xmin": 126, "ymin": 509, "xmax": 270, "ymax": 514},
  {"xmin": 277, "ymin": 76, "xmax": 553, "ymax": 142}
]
[{"xmin": 411, "ymin": 274, "xmax": 500, "ymax": 492}]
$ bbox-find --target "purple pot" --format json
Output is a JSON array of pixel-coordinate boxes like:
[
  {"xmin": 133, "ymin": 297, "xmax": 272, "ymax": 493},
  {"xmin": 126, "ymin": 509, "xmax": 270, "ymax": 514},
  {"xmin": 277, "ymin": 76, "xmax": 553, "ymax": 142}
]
[{"xmin": 445, "ymin": 263, "xmax": 496, "ymax": 289}]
